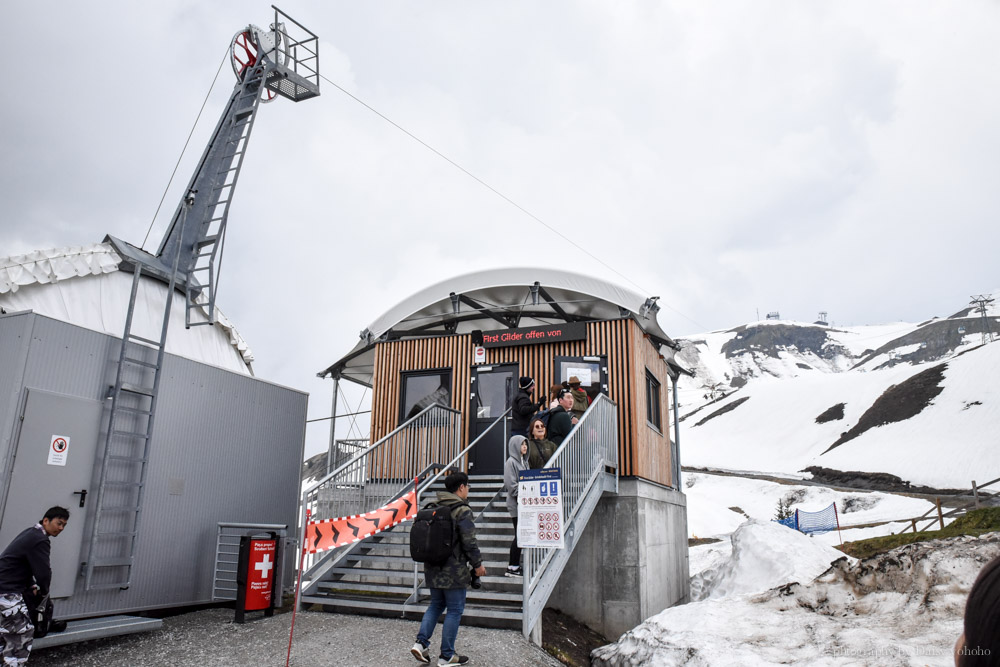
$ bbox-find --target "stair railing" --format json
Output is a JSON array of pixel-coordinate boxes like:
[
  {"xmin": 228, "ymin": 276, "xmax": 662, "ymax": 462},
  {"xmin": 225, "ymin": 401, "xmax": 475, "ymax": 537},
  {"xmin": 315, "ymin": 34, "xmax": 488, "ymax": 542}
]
[
  {"xmin": 404, "ymin": 407, "xmax": 512, "ymax": 604},
  {"xmin": 522, "ymin": 394, "xmax": 619, "ymax": 639},
  {"xmin": 301, "ymin": 403, "xmax": 461, "ymax": 579}
]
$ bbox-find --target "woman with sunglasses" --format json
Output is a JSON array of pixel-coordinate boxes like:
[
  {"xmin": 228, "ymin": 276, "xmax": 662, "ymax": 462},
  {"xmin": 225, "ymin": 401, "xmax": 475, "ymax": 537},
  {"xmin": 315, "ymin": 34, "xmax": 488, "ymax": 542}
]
[{"xmin": 526, "ymin": 416, "xmax": 557, "ymax": 469}]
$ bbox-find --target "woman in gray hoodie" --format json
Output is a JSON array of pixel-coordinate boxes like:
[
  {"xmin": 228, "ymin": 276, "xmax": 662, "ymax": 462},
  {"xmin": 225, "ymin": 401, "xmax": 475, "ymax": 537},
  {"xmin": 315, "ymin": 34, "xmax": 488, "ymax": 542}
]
[{"xmin": 503, "ymin": 435, "xmax": 528, "ymax": 577}]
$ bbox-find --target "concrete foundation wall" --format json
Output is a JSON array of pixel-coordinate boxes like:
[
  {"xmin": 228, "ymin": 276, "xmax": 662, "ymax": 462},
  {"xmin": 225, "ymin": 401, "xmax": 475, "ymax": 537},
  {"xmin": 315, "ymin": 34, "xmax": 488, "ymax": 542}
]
[{"xmin": 547, "ymin": 478, "xmax": 690, "ymax": 641}]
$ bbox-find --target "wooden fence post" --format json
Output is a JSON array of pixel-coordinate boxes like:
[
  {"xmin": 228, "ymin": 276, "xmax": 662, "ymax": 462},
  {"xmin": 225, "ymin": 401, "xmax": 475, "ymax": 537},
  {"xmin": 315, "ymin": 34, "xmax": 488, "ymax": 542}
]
[
  {"xmin": 910, "ymin": 519, "xmax": 917, "ymax": 533},
  {"xmin": 936, "ymin": 497, "xmax": 944, "ymax": 530},
  {"xmin": 972, "ymin": 480, "xmax": 980, "ymax": 509}
]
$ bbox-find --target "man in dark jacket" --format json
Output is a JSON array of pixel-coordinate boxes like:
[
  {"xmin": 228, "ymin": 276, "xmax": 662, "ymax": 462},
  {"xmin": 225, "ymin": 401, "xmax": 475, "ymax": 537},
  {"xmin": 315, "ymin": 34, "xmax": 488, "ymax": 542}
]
[
  {"xmin": 547, "ymin": 388, "xmax": 579, "ymax": 446},
  {"xmin": 411, "ymin": 473, "xmax": 484, "ymax": 666},
  {"xmin": 0, "ymin": 506, "xmax": 69, "ymax": 665},
  {"xmin": 510, "ymin": 377, "xmax": 543, "ymax": 437}
]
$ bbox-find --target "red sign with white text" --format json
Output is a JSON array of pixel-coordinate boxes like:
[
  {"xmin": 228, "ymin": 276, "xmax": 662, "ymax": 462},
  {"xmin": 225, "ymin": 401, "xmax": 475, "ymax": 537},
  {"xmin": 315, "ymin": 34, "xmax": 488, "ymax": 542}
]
[{"xmin": 244, "ymin": 539, "xmax": 276, "ymax": 611}]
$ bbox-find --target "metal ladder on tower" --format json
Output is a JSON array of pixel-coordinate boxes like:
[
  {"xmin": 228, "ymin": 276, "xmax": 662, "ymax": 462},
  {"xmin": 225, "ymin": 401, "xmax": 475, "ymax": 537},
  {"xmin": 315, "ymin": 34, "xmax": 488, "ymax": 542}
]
[
  {"xmin": 84, "ymin": 197, "xmax": 191, "ymax": 590},
  {"xmin": 182, "ymin": 59, "xmax": 269, "ymax": 328},
  {"xmin": 84, "ymin": 8, "xmax": 321, "ymax": 591}
]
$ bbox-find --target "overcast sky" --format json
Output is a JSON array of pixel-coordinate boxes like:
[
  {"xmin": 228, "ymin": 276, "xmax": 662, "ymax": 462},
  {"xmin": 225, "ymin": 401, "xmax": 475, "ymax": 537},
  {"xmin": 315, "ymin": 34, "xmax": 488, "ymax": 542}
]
[{"xmin": 3, "ymin": 1, "xmax": 999, "ymax": 457}]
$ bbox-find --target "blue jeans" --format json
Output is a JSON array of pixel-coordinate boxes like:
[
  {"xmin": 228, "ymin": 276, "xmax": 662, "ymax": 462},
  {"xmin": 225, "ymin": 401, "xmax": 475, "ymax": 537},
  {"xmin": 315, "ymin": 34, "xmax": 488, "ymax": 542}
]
[{"xmin": 416, "ymin": 587, "xmax": 467, "ymax": 659}]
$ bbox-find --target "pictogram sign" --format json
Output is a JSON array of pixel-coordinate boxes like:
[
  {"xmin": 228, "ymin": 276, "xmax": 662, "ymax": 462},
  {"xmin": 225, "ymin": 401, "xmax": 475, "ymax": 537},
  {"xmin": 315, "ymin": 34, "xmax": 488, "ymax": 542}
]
[
  {"xmin": 47, "ymin": 435, "xmax": 70, "ymax": 467},
  {"xmin": 517, "ymin": 468, "xmax": 565, "ymax": 549}
]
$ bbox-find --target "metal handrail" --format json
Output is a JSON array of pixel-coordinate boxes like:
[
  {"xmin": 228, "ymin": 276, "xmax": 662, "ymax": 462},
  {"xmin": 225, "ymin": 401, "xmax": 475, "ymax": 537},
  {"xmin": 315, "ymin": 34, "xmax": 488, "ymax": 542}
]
[
  {"xmin": 405, "ymin": 407, "xmax": 512, "ymax": 604},
  {"xmin": 521, "ymin": 394, "xmax": 619, "ymax": 638},
  {"xmin": 304, "ymin": 403, "xmax": 459, "ymax": 496},
  {"xmin": 301, "ymin": 403, "xmax": 462, "ymax": 576},
  {"xmin": 416, "ymin": 407, "xmax": 512, "ymax": 505}
]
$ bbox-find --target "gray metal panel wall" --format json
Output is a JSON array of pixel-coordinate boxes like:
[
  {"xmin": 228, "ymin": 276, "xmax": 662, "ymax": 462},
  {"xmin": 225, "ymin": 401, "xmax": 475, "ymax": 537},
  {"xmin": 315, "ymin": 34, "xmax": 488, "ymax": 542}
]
[
  {"xmin": 0, "ymin": 313, "xmax": 307, "ymax": 618},
  {"xmin": 0, "ymin": 314, "xmax": 35, "ymax": 473}
]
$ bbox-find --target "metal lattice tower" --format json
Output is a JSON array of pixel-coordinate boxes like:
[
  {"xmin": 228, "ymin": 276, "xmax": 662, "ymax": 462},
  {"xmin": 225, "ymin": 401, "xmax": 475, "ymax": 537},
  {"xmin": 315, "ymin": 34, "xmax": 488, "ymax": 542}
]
[
  {"xmin": 970, "ymin": 295, "xmax": 995, "ymax": 345},
  {"xmin": 87, "ymin": 8, "xmax": 320, "ymax": 591}
]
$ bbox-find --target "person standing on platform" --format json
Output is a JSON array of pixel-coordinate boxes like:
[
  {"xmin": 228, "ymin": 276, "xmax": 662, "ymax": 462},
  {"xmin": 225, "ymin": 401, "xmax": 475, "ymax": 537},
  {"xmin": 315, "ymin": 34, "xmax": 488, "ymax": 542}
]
[
  {"xmin": 526, "ymin": 417, "xmax": 557, "ymax": 469},
  {"xmin": 567, "ymin": 376, "xmax": 590, "ymax": 420},
  {"xmin": 0, "ymin": 506, "xmax": 69, "ymax": 667},
  {"xmin": 548, "ymin": 388, "xmax": 579, "ymax": 446},
  {"xmin": 503, "ymin": 436, "xmax": 528, "ymax": 578},
  {"xmin": 511, "ymin": 377, "xmax": 543, "ymax": 438}
]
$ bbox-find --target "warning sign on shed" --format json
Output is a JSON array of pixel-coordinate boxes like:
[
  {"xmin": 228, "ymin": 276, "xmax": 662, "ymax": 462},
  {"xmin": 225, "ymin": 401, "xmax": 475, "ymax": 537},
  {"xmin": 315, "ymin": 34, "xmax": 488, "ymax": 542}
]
[{"xmin": 47, "ymin": 435, "xmax": 69, "ymax": 467}]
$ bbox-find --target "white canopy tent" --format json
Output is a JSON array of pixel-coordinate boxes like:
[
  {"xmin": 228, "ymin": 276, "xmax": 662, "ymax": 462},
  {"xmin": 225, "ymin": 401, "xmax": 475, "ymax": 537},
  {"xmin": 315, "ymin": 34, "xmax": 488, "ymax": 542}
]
[
  {"xmin": 0, "ymin": 243, "xmax": 253, "ymax": 375},
  {"xmin": 320, "ymin": 267, "xmax": 677, "ymax": 386}
]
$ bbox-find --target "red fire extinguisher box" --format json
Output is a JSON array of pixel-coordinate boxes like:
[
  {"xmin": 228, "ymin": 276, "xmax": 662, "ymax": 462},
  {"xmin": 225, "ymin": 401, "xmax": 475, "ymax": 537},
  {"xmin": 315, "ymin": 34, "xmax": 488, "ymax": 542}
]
[{"xmin": 235, "ymin": 532, "xmax": 280, "ymax": 623}]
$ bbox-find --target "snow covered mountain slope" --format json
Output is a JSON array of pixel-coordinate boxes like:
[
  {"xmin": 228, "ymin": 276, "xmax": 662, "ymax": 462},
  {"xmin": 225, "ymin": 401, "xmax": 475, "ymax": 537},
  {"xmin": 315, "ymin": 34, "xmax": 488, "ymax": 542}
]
[{"xmin": 675, "ymin": 294, "xmax": 1000, "ymax": 489}]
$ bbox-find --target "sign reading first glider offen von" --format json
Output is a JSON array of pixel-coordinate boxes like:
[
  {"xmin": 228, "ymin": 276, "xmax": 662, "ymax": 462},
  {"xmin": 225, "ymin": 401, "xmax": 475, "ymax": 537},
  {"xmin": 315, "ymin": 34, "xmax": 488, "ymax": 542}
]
[{"xmin": 478, "ymin": 322, "xmax": 587, "ymax": 349}]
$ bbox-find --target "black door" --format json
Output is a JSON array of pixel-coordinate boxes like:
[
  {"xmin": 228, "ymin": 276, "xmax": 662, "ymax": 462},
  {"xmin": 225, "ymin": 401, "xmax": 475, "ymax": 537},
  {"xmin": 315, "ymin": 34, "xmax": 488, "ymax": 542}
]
[{"xmin": 468, "ymin": 364, "xmax": 517, "ymax": 476}]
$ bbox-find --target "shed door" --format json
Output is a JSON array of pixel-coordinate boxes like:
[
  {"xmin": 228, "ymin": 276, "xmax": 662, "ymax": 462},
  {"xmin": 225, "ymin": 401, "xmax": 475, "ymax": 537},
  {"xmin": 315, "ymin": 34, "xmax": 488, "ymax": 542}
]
[
  {"xmin": 0, "ymin": 389, "xmax": 103, "ymax": 599},
  {"xmin": 468, "ymin": 364, "xmax": 516, "ymax": 476}
]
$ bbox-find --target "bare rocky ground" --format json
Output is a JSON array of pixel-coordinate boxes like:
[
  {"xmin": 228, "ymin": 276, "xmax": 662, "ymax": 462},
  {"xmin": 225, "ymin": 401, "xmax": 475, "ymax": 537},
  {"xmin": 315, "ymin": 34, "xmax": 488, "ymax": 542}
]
[{"xmin": 30, "ymin": 607, "xmax": 562, "ymax": 667}]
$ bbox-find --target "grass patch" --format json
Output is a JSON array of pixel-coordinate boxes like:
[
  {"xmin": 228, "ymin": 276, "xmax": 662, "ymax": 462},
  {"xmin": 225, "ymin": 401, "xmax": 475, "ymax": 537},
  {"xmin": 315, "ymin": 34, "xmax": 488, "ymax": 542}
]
[{"xmin": 837, "ymin": 507, "xmax": 1000, "ymax": 559}]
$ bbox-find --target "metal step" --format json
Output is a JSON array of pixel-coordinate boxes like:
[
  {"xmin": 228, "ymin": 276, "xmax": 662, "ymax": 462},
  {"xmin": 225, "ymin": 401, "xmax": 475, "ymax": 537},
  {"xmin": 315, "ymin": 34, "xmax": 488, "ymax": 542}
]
[
  {"xmin": 301, "ymin": 596, "xmax": 522, "ymax": 629},
  {"xmin": 33, "ymin": 616, "xmax": 162, "ymax": 650}
]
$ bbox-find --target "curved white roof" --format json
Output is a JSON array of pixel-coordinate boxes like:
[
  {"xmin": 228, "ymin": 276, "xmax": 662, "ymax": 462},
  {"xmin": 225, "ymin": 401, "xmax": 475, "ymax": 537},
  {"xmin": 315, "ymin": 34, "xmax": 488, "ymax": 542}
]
[
  {"xmin": 322, "ymin": 267, "xmax": 674, "ymax": 385},
  {"xmin": 0, "ymin": 243, "xmax": 254, "ymax": 374}
]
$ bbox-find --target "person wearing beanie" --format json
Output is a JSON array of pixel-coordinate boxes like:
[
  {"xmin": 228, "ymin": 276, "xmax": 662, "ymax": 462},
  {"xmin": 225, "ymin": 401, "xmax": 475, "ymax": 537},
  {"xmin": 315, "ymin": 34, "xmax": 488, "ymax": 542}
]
[{"xmin": 511, "ymin": 376, "xmax": 543, "ymax": 437}]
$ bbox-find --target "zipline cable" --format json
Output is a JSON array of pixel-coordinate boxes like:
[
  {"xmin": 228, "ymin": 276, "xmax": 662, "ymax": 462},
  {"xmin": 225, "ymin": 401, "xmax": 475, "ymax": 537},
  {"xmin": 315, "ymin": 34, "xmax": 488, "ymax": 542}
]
[
  {"xmin": 141, "ymin": 47, "xmax": 230, "ymax": 251},
  {"xmin": 317, "ymin": 73, "xmax": 673, "ymax": 303}
]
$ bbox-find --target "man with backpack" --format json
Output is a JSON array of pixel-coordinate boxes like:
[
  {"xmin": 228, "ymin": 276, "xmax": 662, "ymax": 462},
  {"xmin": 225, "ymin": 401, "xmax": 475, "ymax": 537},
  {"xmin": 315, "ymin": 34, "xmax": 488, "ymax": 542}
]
[
  {"xmin": 411, "ymin": 472, "xmax": 485, "ymax": 666},
  {"xmin": 0, "ymin": 506, "xmax": 69, "ymax": 666}
]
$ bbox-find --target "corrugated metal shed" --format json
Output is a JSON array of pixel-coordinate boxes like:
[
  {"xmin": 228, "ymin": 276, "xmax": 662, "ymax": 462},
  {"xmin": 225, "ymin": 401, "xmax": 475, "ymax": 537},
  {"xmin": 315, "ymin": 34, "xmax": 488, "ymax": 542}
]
[{"xmin": 0, "ymin": 311, "xmax": 306, "ymax": 618}]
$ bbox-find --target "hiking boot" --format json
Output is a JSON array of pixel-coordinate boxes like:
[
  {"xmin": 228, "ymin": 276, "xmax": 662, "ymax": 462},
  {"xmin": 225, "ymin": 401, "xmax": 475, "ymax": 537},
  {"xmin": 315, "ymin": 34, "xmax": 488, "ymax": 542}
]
[
  {"xmin": 438, "ymin": 655, "xmax": 470, "ymax": 666},
  {"xmin": 504, "ymin": 565, "xmax": 523, "ymax": 578},
  {"xmin": 410, "ymin": 642, "xmax": 430, "ymax": 663}
]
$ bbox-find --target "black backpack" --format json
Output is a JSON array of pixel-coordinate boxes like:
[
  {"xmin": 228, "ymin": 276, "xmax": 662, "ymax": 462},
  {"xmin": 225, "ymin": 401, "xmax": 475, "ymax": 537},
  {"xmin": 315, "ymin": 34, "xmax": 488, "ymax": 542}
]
[
  {"xmin": 24, "ymin": 592, "xmax": 66, "ymax": 638},
  {"xmin": 409, "ymin": 501, "xmax": 467, "ymax": 565},
  {"xmin": 534, "ymin": 408, "xmax": 552, "ymax": 428}
]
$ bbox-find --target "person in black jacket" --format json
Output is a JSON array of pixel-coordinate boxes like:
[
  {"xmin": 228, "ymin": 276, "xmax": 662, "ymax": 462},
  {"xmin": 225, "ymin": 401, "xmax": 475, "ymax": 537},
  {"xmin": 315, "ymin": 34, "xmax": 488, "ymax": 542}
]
[
  {"xmin": 0, "ymin": 506, "xmax": 69, "ymax": 665},
  {"xmin": 510, "ymin": 377, "xmax": 543, "ymax": 437},
  {"xmin": 548, "ymin": 388, "xmax": 579, "ymax": 446}
]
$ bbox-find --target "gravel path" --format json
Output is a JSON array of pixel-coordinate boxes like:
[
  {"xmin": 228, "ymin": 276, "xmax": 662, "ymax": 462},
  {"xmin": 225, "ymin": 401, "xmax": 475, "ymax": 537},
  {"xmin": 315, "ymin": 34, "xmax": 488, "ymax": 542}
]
[{"xmin": 30, "ymin": 608, "xmax": 563, "ymax": 667}]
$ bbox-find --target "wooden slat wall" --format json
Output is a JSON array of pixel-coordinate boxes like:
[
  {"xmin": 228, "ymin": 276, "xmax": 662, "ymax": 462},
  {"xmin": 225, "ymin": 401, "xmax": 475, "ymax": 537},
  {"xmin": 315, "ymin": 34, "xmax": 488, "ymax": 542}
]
[
  {"xmin": 370, "ymin": 318, "xmax": 675, "ymax": 485},
  {"xmin": 628, "ymin": 325, "xmax": 674, "ymax": 487}
]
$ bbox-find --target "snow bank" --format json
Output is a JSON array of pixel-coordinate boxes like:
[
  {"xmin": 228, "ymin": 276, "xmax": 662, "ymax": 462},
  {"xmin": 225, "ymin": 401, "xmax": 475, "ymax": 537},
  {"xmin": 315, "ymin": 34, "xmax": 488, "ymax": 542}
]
[
  {"xmin": 690, "ymin": 520, "xmax": 847, "ymax": 601},
  {"xmin": 593, "ymin": 533, "xmax": 1000, "ymax": 667},
  {"xmin": 683, "ymin": 472, "xmax": 935, "ymax": 545}
]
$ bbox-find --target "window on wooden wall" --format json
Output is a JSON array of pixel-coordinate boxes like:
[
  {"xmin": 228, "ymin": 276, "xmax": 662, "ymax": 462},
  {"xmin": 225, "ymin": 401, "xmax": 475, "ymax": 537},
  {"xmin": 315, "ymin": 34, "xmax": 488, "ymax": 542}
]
[
  {"xmin": 645, "ymin": 369, "xmax": 662, "ymax": 432},
  {"xmin": 400, "ymin": 369, "xmax": 452, "ymax": 421}
]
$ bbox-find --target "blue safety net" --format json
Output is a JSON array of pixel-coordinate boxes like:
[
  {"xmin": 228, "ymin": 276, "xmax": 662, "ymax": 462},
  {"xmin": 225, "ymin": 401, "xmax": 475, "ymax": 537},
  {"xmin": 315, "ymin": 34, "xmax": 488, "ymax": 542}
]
[
  {"xmin": 795, "ymin": 503, "xmax": 839, "ymax": 535},
  {"xmin": 775, "ymin": 515, "xmax": 798, "ymax": 530}
]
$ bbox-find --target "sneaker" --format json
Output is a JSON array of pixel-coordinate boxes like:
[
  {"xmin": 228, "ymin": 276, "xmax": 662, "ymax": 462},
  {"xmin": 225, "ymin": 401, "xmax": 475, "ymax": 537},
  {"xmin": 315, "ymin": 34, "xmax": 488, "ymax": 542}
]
[
  {"xmin": 438, "ymin": 656, "xmax": 470, "ymax": 666},
  {"xmin": 410, "ymin": 642, "xmax": 430, "ymax": 663},
  {"xmin": 505, "ymin": 565, "xmax": 523, "ymax": 578}
]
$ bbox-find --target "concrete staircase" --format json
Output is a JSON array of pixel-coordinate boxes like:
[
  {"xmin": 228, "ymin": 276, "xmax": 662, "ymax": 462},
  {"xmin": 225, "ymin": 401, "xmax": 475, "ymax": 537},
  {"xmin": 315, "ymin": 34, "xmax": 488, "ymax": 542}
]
[{"xmin": 301, "ymin": 474, "xmax": 523, "ymax": 629}]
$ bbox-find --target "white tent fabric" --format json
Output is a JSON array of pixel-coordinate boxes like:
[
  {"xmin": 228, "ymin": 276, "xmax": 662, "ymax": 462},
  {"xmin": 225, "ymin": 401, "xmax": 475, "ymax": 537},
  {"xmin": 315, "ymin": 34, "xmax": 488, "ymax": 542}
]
[{"xmin": 0, "ymin": 244, "xmax": 253, "ymax": 374}]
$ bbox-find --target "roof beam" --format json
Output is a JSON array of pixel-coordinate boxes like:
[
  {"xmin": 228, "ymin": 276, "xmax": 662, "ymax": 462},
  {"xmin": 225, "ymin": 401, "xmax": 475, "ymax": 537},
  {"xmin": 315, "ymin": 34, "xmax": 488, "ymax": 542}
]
[
  {"xmin": 458, "ymin": 293, "xmax": 516, "ymax": 327},
  {"xmin": 536, "ymin": 286, "xmax": 573, "ymax": 323}
]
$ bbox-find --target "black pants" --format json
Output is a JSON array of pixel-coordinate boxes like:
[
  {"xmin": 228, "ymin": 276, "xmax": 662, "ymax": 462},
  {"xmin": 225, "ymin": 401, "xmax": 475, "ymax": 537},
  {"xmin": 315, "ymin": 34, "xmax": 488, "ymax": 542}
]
[{"xmin": 509, "ymin": 516, "xmax": 520, "ymax": 567}]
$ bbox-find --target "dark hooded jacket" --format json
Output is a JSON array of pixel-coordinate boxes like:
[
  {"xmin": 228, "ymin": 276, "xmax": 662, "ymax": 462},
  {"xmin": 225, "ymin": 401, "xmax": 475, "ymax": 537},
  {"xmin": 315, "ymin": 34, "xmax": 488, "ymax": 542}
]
[
  {"xmin": 511, "ymin": 388, "xmax": 543, "ymax": 432},
  {"xmin": 423, "ymin": 491, "xmax": 483, "ymax": 589}
]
